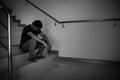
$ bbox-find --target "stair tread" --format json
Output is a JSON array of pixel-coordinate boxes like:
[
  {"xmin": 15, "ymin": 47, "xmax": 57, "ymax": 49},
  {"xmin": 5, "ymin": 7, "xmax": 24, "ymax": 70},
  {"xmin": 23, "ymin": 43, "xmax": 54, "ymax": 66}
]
[
  {"xmin": 14, "ymin": 54, "xmax": 58, "ymax": 80},
  {"xmin": 0, "ymin": 45, "xmax": 58, "ymax": 58},
  {"xmin": 0, "ymin": 46, "xmax": 23, "ymax": 58},
  {"xmin": 0, "ymin": 49, "xmax": 58, "ymax": 71},
  {"xmin": 0, "ymin": 53, "xmax": 58, "ymax": 80}
]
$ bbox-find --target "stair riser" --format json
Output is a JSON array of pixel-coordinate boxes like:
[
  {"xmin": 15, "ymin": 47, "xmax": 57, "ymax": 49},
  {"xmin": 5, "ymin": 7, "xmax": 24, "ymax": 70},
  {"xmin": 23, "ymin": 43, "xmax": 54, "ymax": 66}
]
[{"xmin": 0, "ymin": 27, "xmax": 23, "ymax": 46}]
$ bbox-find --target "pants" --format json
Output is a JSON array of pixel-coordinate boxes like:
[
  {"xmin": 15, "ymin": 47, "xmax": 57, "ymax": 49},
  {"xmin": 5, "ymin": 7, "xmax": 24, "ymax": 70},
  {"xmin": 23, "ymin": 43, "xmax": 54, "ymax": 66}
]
[{"xmin": 21, "ymin": 39, "xmax": 46, "ymax": 58}]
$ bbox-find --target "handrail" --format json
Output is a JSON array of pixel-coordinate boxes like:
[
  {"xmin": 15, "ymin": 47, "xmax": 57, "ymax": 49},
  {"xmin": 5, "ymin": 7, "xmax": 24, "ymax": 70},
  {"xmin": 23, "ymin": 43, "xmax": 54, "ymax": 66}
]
[
  {"xmin": 59, "ymin": 18, "xmax": 120, "ymax": 24},
  {"xmin": 0, "ymin": 2, "xmax": 13, "ymax": 80},
  {"xmin": 0, "ymin": 1, "xmax": 13, "ymax": 80},
  {"xmin": 0, "ymin": 21, "xmax": 8, "ymax": 29},
  {"xmin": 7, "ymin": 11, "xmax": 13, "ymax": 80},
  {"xmin": 25, "ymin": 0, "xmax": 59, "ymax": 23},
  {"xmin": 26, "ymin": 0, "xmax": 120, "ymax": 27}
]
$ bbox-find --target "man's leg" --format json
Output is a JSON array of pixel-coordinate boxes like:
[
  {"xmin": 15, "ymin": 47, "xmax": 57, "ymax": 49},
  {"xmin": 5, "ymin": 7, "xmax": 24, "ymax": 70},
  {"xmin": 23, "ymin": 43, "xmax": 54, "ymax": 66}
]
[
  {"xmin": 41, "ymin": 42, "xmax": 52, "ymax": 57},
  {"xmin": 39, "ymin": 44, "xmax": 51, "ymax": 57},
  {"xmin": 21, "ymin": 39, "xmax": 38, "ymax": 61},
  {"xmin": 42, "ymin": 47, "xmax": 49, "ymax": 56},
  {"xmin": 35, "ymin": 41, "xmax": 52, "ymax": 58},
  {"xmin": 35, "ymin": 42, "xmax": 46, "ymax": 58}
]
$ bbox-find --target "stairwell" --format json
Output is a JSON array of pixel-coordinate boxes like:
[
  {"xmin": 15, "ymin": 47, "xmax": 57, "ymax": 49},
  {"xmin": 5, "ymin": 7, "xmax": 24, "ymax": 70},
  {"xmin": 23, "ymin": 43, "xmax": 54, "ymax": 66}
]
[{"xmin": 0, "ymin": 2, "xmax": 59, "ymax": 80}]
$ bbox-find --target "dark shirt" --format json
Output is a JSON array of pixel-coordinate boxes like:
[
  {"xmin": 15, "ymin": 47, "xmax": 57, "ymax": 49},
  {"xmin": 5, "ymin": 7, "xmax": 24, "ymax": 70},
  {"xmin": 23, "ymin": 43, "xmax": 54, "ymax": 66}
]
[{"xmin": 20, "ymin": 25, "xmax": 42, "ymax": 48}]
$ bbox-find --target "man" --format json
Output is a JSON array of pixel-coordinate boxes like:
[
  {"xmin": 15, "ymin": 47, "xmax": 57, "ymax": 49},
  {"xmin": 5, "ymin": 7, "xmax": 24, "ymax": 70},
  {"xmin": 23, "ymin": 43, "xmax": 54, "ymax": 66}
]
[{"xmin": 20, "ymin": 20, "xmax": 51, "ymax": 62}]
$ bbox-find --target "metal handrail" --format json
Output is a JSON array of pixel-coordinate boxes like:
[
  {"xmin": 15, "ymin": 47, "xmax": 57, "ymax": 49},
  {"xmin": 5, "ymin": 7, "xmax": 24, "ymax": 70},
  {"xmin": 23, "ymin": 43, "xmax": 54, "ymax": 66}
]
[
  {"xmin": 59, "ymin": 18, "xmax": 120, "ymax": 24},
  {"xmin": 7, "ymin": 11, "xmax": 13, "ymax": 80},
  {"xmin": 0, "ymin": 1, "xmax": 13, "ymax": 80},
  {"xmin": 26, "ymin": 0, "xmax": 120, "ymax": 26},
  {"xmin": 25, "ymin": 0, "xmax": 59, "ymax": 23}
]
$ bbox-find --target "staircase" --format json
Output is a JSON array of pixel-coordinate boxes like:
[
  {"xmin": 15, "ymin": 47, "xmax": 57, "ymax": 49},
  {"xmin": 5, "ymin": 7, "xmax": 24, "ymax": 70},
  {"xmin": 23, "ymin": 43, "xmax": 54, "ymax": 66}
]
[
  {"xmin": 0, "ymin": 50, "xmax": 59, "ymax": 80},
  {"xmin": 0, "ymin": 2, "xmax": 59, "ymax": 80}
]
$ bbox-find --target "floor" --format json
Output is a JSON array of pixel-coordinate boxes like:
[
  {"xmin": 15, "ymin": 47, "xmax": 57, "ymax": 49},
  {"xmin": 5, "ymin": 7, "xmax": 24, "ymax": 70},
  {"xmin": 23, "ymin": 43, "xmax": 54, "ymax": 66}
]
[
  {"xmin": 40, "ymin": 61, "xmax": 120, "ymax": 80},
  {"xmin": 1, "ymin": 54, "xmax": 120, "ymax": 80}
]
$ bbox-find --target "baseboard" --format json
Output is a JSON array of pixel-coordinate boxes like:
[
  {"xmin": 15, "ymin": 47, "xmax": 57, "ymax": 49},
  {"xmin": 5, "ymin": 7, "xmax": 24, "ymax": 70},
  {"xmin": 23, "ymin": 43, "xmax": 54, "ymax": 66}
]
[{"xmin": 57, "ymin": 57, "xmax": 120, "ymax": 66}]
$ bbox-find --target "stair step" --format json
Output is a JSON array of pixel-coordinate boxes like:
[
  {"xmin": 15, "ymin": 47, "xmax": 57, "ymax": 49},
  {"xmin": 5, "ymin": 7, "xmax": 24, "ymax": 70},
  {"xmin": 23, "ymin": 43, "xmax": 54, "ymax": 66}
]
[
  {"xmin": 11, "ymin": 16, "xmax": 16, "ymax": 20},
  {"xmin": 0, "ymin": 52, "xmax": 29, "ymax": 73},
  {"xmin": 0, "ymin": 49, "xmax": 58, "ymax": 80},
  {"xmin": 0, "ymin": 38, "xmax": 7, "ymax": 47},
  {"xmin": 11, "ymin": 16, "xmax": 26, "ymax": 27},
  {"xmin": 11, "ymin": 22, "xmax": 18, "ymax": 26},
  {"xmin": 0, "ymin": 47, "xmax": 8, "ymax": 58},
  {"xmin": 0, "ymin": 49, "xmax": 58, "ymax": 72},
  {"xmin": 0, "ymin": 25, "xmax": 7, "ymax": 37},
  {"xmin": 18, "ymin": 24, "xmax": 26, "ymax": 27},
  {"xmin": 0, "ymin": 26, "xmax": 23, "ymax": 47},
  {"xmin": 0, "ymin": 46, "xmax": 22, "ymax": 58},
  {"xmin": 0, "ymin": 52, "xmax": 29, "ymax": 80},
  {"xmin": 15, "ymin": 53, "xmax": 58, "ymax": 80}
]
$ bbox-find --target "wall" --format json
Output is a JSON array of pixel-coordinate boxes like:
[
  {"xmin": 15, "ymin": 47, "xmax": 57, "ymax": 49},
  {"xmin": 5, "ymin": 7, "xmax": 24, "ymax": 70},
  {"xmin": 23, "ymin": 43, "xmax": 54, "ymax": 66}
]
[{"xmin": 3, "ymin": 0, "xmax": 120, "ymax": 61}]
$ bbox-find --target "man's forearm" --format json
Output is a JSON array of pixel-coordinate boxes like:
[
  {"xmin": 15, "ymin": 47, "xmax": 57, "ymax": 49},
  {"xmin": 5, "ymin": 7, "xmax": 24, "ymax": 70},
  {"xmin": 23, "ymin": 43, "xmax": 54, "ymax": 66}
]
[
  {"xmin": 27, "ymin": 32, "xmax": 48, "ymax": 47},
  {"xmin": 31, "ymin": 35, "xmax": 47, "ymax": 47},
  {"xmin": 38, "ymin": 39, "xmax": 47, "ymax": 47}
]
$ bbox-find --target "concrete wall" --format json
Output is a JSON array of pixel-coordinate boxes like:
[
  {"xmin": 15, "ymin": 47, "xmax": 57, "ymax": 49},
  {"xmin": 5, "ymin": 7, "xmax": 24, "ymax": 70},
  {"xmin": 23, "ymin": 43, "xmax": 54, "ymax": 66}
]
[{"xmin": 3, "ymin": 0, "xmax": 120, "ymax": 61}]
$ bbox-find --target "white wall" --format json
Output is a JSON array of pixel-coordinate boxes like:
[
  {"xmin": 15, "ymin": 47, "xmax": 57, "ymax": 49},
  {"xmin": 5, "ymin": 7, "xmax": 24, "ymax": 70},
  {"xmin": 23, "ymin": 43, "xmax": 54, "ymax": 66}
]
[{"xmin": 3, "ymin": 0, "xmax": 120, "ymax": 61}]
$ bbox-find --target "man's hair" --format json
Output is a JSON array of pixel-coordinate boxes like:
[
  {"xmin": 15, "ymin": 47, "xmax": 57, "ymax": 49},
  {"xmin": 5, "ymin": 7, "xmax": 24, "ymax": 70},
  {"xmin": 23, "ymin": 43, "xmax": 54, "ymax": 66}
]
[{"xmin": 32, "ymin": 20, "xmax": 43, "ymax": 29}]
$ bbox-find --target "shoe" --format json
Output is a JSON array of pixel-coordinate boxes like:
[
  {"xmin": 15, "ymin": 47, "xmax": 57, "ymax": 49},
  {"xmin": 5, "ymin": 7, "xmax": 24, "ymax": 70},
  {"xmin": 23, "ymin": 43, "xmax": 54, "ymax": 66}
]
[
  {"xmin": 36, "ymin": 55, "xmax": 45, "ymax": 59},
  {"xmin": 28, "ymin": 57, "xmax": 37, "ymax": 62}
]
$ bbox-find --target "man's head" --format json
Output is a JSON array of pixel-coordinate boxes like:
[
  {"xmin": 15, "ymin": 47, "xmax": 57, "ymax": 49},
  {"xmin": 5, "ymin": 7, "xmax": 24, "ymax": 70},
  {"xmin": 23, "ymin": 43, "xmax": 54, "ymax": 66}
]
[{"xmin": 32, "ymin": 20, "xmax": 43, "ymax": 30}]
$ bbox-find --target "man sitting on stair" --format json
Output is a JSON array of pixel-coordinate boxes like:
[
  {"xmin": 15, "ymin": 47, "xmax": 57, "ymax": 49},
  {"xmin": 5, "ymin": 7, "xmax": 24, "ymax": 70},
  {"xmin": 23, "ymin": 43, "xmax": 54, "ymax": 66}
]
[{"xmin": 20, "ymin": 20, "xmax": 51, "ymax": 62}]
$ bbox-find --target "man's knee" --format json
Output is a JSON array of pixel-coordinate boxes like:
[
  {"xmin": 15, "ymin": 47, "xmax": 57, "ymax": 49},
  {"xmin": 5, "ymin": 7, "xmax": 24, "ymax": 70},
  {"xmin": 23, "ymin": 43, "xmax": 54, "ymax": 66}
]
[
  {"xmin": 29, "ymin": 39, "xmax": 38, "ymax": 49},
  {"xmin": 30, "ymin": 39, "xmax": 37, "ymax": 45},
  {"xmin": 41, "ymin": 44, "xmax": 46, "ymax": 49},
  {"xmin": 36, "ymin": 42, "xmax": 45, "ymax": 49}
]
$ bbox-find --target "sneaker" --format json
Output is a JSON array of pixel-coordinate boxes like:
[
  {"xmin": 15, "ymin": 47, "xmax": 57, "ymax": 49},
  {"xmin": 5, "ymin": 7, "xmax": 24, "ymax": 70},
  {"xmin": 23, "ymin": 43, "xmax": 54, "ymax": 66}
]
[
  {"xmin": 28, "ymin": 57, "xmax": 37, "ymax": 62},
  {"xmin": 36, "ymin": 55, "xmax": 45, "ymax": 59}
]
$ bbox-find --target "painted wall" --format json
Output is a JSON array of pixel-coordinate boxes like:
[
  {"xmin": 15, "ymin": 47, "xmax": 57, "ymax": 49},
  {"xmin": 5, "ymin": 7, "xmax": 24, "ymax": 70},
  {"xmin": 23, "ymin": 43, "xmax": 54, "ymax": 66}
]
[{"xmin": 3, "ymin": 0, "xmax": 120, "ymax": 61}]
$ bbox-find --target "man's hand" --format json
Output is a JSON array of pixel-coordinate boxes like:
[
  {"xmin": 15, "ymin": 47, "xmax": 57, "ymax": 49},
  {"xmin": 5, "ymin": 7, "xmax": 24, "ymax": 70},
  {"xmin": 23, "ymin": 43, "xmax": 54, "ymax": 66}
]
[
  {"xmin": 38, "ymin": 34, "xmax": 43, "ymax": 39},
  {"xmin": 40, "ymin": 32, "xmax": 52, "ymax": 50},
  {"xmin": 47, "ymin": 43, "xmax": 52, "ymax": 50}
]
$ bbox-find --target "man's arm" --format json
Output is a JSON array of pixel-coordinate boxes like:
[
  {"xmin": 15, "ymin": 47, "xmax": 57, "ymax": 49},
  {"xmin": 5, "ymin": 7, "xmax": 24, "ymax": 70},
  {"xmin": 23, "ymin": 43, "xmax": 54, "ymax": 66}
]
[
  {"xmin": 39, "ymin": 33, "xmax": 52, "ymax": 50},
  {"xmin": 27, "ymin": 31, "xmax": 47, "ymax": 47}
]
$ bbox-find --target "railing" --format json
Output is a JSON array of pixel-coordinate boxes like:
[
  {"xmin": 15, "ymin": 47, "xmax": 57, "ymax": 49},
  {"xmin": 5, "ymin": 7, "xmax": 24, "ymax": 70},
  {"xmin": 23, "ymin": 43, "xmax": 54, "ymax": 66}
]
[
  {"xmin": 25, "ymin": 0, "xmax": 59, "ymax": 23},
  {"xmin": 0, "ymin": 1, "xmax": 13, "ymax": 80},
  {"xmin": 25, "ymin": 0, "xmax": 120, "ymax": 28}
]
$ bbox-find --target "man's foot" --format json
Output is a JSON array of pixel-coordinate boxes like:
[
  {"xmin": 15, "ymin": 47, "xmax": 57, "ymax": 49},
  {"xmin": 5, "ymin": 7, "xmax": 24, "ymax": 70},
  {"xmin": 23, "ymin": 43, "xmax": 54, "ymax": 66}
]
[
  {"xmin": 28, "ymin": 57, "xmax": 37, "ymax": 62},
  {"xmin": 36, "ymin": 55, "xmax": 45, "ymax": 59}
]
